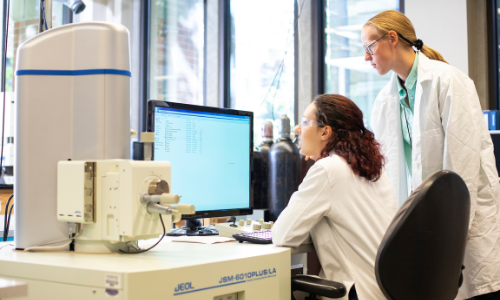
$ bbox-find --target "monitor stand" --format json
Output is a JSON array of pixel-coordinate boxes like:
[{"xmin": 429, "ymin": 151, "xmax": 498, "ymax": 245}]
[{"xmin": 166, "ymin": 218, "xmax": 219, "ymax": 236}]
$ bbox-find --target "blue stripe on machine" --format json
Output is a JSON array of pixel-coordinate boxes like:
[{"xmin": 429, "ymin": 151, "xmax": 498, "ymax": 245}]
[{"xmin": 15, "ymin": 69, "xmax": 132, "ymax": 77}]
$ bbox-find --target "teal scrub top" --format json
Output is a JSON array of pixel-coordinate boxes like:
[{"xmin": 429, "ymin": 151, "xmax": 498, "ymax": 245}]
[{"xmin": 396, "ymin": 52, "xmax": 418, "ymax": 175}]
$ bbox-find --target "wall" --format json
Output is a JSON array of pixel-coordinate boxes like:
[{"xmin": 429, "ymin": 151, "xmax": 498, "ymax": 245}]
[
  {"xmin": 406, "ymin": 0, "xmax": 494, "ymax": 110},
  {"xmin": 405, "ymin": 0, "xmax": 469, "ymax": 75},
  {"xmin": 467, "ymin": 0, "xmax": 490, "ymax": 110}
]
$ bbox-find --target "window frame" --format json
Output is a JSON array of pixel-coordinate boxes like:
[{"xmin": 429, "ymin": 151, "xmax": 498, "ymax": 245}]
[
  {"xmin": 139, "ymin": 0, "xmax": 151, "ymax": 133},
  {"xmin": 312, "ymin": 0, "xmax": 325, "ymax": 98},
  {"xmin": 293, "ymin": 0, "xmax": 298, "ymax": 125},
  {"xmin": 219, "ymin": 0, "xmax": 230, "ymax": 108},
  {"xmin": 1, "ymin": 0, "xmax": 7, "ymax": 94},
  {"xmin": 487, "ymin": 0, "xmax": 499, "ymax": 110}
]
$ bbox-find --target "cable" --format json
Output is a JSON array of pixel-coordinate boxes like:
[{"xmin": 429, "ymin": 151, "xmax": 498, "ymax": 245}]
[
  {"xmin": 68, "ymin": 223, "xmax": 85, "ymax": 239},
  {"xmin": 0, "ymin": 243, "xmax": 13, "ymax": 250},
  {"xmin": 24, "ymin": 222, "xmax": 84, "ymax": 251},
  {"xmin": 0, "ymin": 0, "xmax": 10, "ymax": 181},
  {"xmin": 4, "ymin": 203, "xmax": 13, "ymax": 240},
  {"xmin": 119, "ymin": 214, "xmax": 166, "ymax": 254},
  {"xmin": 3, "ymin": 194, "xmax": 13, "ymax": 241},
  {"xmin": 25, "ymin": 216, "xmax": 163, "ymax": 253},
  {"xmin": 24, "ymin": 239, "xmax": 73, "ymax": 251},
  {"xmin": 3, "ymin": 193, "xmax": 12, "ymax": 241},
  {"xmin": 40, "ymin": 0, "xmax": 48, "ymax": 30}
]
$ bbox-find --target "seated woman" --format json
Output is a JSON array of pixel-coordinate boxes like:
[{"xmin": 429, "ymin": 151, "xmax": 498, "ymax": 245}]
[{"xmin": 272, "ymin": 94, "xmax": 398, "ymax": 300}]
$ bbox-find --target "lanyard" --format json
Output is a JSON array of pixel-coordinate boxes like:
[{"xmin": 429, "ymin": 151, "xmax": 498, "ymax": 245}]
[
  {"xmin": 399, "ymin": 77, "xmax": 413, "ymax": 146},
  {"xmin": 403, "ymin": 106, "xmax": 412, "ymax": 146},
  {"xmin": 403, "ymin": 106, "xmax": 414, "ymax": 194}
]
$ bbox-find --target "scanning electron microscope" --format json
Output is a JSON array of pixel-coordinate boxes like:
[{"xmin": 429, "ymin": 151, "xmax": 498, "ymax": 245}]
[
  {"xmin": 0, "ymin": 21, "xmax": 293, "ymax": 300},
  {"xmin": 13, "ymin": 21, "xmax": 195, "ymax": 253}
]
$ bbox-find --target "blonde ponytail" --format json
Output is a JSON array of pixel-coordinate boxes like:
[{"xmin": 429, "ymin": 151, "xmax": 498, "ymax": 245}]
[
  {"xmin": 420, "ymin": 45, "xmax": 448, "ymax": 64},
  {"xmin": 364, "ymin": 10, "xmax": 448, "ymax": 64}
]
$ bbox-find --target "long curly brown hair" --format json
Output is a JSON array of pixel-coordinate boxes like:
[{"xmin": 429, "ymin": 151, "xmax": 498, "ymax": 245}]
[{"xmin": 314, "ymin": 94, "xmax": 385, "ymax": 182}]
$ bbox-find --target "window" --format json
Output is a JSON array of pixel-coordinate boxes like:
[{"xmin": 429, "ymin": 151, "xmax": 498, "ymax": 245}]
[
  {"xmin": 323, "ymin": 0, "xmax": 400, "ymax": 129},
  {"xmin": 229, "ymin": 0, "xmax": 295, "ymax": 145},
  {"xmin": 148, "ymin": 0, "xmax": 205, "ymax": 105},
  {"xmin": 0, "ymin": 1, "xmax": 65, "ymax": 184},
  {"xmin": 2, "ymin": 2, "xmax": 65, "ymax": 91}
]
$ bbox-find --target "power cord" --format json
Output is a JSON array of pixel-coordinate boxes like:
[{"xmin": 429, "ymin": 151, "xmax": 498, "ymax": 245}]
[
  {"xmin": 23, "ymin": 223, "xmax": 84, "ymax": 251},
  {"xmin": 23, "ymin": 216, "xmax": 165, "ymax": 253},
  {"xmin": 119, "ymin": 214, "xmax": 166, "ymax": 254},
  {"xmin": 0, "ymin": 0, "xmax": 10, "ymax": 181},
  {"xmin": 4, "ymin": 203, "xmax": 12, "ymax": 240},
  {"xmin": 2, "ymin": 193, "xmax": 13, "ymax": 241},
  {"xmin": 40, "ymin": 0, "xmax": 48, "ymax": 30},
  {"xmin": 0, "ymin": 243, "xmax": 13, "ymax": 250}
]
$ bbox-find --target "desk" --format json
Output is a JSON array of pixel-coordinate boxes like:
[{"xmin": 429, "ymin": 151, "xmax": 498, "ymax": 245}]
[
  {"xmin": 0, "ymin": 238, "xmax": 313, "ymax": 300},
  {"xmin": 0, "ymin": 277, "xmax": 27, "ymax": 299}
]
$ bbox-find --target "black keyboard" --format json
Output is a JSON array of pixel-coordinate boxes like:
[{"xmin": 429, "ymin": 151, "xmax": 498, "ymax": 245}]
[{"xmin": 233, "ymin": 230, "xmax": 273, "ymax": 244}]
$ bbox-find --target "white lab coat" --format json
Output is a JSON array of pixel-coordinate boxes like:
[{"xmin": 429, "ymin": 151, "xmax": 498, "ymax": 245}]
[
  {"xmin": 272, "ymin": 154, "xmax": 398, "ymax": 300},
  {"xmin": 371, "ymin": 53, "xmax": 500, "ymax": 299}
]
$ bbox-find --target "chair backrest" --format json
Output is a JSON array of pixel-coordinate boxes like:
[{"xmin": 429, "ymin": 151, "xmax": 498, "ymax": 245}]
[{"xmin": 375, "ymin": 170, "xmax": 470, "ymax": 300}]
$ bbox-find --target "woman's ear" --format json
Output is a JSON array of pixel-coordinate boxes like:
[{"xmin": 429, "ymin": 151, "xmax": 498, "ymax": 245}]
[
  {"xmin": 320, "ymin": 126, "xmax": 333, "ymax": 141},
  {"xmin": 388, "ymin": 30, "xmax": 398, "ymax": 45}
]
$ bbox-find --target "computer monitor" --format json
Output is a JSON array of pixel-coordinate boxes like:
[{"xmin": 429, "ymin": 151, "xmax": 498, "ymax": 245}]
[{"xmin": 147, "ymin": 100, "xmax": 253, "ymax": 234}]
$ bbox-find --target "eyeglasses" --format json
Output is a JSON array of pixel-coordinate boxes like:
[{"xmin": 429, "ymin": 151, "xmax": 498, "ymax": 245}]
[
  {"xmin": 363, "ymin": 33, "xmax": 388, "ymax": 55},
  {"xmin": 301, "ymin": 116, "xmax": 324, "ymax": 128}
]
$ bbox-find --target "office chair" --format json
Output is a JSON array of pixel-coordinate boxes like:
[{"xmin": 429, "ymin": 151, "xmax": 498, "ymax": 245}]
[{"xmin": 291, "ymin": 170, "xmax": 470, "ymax": 300}]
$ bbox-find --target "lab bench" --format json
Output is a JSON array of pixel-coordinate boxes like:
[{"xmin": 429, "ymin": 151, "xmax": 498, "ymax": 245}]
[{"xmin": 0, "ymin": 238, "xmax": 316, "ymax": 300}]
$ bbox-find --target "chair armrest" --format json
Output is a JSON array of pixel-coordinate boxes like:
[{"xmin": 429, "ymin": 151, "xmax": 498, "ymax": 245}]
[{"xmin": 291, "ymin": 274, "xmax": 346, "ymax": 299}]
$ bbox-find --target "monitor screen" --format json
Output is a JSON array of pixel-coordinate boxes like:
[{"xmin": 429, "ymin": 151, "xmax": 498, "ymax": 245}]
[{"xmin": 148, "ymin": 101, "xmax": 253, "ymax": 217}]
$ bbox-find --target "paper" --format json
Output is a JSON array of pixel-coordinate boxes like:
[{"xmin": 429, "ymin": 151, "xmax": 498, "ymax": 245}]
[{"xmin": 171, "ymin": 236, "xmax": 236, "ymax": 244}]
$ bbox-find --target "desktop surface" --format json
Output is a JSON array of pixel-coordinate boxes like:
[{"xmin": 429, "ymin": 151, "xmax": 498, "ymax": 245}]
[
  {"xmin": 0, "ymin": 240, "xmax": 289, "ymax": 272},
  {"xmin": 0, "ymin": 239, "xmax": 292, "ymax": 299}
]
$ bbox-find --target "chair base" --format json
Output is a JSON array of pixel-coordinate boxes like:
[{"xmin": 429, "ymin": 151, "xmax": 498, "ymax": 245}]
[{"xmin": 291, "ymin": 275, "xmax": 347, "ymax": 299}]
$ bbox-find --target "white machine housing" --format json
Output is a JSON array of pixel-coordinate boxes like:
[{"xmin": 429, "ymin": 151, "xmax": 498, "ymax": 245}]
[
  {"xmin": 57, "ymin": 161, "xmax": 95, "ymax": 224},
  {"xmin": 15, "ymin": 22, "xmax": 131, "ymax": 249},
  {"xmin": 57, "ymin": 160, "xmax": 192, "ymax": 253}
]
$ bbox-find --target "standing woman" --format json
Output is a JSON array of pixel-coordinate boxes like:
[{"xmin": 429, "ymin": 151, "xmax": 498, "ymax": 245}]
[{"xmin": 362, "ymin": 10, "xmax": 500, "ymax": 300}]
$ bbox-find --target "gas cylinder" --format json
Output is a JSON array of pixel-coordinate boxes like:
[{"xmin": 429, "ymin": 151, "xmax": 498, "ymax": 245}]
[
  {"xmin": 267, "ymin": 115, "xmax": 300, "ymax": 221},
  {"xmin": 252, "ymin": 120, "xmax": 274, "ymax": 209}
]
